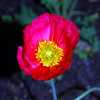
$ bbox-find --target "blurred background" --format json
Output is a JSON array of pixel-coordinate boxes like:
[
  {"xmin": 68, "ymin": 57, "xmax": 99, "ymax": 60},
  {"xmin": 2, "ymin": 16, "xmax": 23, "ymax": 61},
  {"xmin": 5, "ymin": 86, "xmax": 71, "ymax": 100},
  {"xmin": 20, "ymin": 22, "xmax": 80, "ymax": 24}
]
[{"xmin": 0, "ymin": 0, "xmax": 100, "ymax": 100}]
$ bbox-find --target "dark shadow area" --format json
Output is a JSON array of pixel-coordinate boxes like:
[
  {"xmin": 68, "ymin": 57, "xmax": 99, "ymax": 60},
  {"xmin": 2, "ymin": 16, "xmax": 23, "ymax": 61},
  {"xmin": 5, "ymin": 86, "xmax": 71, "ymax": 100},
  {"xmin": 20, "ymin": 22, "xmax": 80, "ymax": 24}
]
[{"xmin": 0, "ymin": 20, "xmax": 23, "ymax": 76}]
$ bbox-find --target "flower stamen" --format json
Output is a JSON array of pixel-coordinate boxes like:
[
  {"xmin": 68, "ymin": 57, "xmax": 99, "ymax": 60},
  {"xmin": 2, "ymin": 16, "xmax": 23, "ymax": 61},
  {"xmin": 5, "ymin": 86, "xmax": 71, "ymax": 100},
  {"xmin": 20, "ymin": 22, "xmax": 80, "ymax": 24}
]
[{"xmin": 35, "ymin": 40, "xmax": 64, "ymax": 67}]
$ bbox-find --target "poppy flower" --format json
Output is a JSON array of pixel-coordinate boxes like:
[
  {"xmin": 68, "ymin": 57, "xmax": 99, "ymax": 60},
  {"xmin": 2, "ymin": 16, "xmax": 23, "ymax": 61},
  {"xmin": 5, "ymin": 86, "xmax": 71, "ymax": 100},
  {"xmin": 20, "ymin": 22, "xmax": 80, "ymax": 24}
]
[{"xmin": 17, "ymin": 13, "xmax": 79, "ymax": 81}]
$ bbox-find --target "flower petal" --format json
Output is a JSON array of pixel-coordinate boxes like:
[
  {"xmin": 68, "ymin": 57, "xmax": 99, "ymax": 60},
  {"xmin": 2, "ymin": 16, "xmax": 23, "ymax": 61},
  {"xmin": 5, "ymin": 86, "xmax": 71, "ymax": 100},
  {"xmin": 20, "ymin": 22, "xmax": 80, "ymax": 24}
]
[
  {"xmin": 39, "ymin": 60, "xmax": 71, "ymax": 81},
  {"xmin": 64, "ymin": 20, "xmax": 79, "ymax": 49},
  {"xmin": 17, "ymin": 46, "xmax": 32, "ymax": 75},
  {"xmin": 24, "ymin": 44, "xmax": 40, "ymax": 66},
  {"xmin": 49, "ymin": 14, "xmax": 65, "ymax": 44},
  {"xmin": 23, "ymin": 13, "xmax": 51, "ymax": 48},
  {"xmin": 49, "ymin": 14, "xmax": 79, "ymax": 50},
  {"xmin": 30, "ymin": 64, "xmax": 50, "ymax": 80}
]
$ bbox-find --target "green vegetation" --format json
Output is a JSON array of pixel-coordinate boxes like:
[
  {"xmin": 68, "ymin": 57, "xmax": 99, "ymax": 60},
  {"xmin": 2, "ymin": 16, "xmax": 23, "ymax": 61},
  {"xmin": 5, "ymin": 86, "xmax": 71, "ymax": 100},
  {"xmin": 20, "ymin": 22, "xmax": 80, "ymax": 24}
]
[{"xmin": 1, "ymin": 0, "xmax": 100, "ymax": 59}]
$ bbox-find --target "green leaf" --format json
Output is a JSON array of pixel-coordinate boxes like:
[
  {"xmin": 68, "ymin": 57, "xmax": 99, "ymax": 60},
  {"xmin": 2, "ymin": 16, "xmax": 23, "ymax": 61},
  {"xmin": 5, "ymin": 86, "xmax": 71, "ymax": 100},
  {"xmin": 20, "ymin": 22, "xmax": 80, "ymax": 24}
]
[
  {"xmin": 1, "ymin": 15, "xmax": 13, "ymax": 23},
  {"xmin": 74, "ymin": 48, "xmax": 88, "ymax": 59},
  {"xmin": 83, "ymin": 12, "xmax": 99, "ymax": 23},
  {"xmin": 93, "ymin": 37, "xmax": 100, "ymax": 52},
  {"xmin": 74, "ymin": 17, "xmax": 88, "ymax": 27},
  {"xmin": 80, "ymin": 26, "xmax": 97, "ymax": 44},
  {"xmin": 14, "ymin": 5, "xmax": 38, "ymax": 26},
  {"xmin": 56, "ymin": 75, "xmax": 63, "ymax": 81},
  {"xmin": 74, "ymin": 39, "xmax": 96, "ymax": 59},
  {"xmin": 41, "ymin": 0, "xmax": 63, "ymax": 15},
  {"xmin": 72, "ymin": 11, "xmax": 85, "ymax": 15},
  {"xmin": 20, "ymin": 70, "xmax": 25, "ymax": 75},
  {"xmin": 74, "ymin": 12, "xmax": 99, "ymax": 26},
  {"xmin": 62, "ymin": 0, "xmax": 72, "ymax": 18}
]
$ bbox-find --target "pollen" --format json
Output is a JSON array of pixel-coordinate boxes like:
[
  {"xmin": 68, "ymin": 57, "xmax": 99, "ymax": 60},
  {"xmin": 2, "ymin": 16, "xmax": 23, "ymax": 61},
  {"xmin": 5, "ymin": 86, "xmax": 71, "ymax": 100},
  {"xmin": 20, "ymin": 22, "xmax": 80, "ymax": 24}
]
[{"xmin": 35, "ymin": 40, "xmax": 64, "ymax": 67}]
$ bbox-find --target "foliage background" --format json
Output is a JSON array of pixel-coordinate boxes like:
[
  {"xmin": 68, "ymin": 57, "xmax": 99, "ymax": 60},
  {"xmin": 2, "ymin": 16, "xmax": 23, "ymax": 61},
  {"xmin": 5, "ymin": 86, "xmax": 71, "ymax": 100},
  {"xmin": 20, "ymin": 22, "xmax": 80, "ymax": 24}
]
[{"xmin": 0, "ymin": 0, "xmax": 100, "ymax": 100}]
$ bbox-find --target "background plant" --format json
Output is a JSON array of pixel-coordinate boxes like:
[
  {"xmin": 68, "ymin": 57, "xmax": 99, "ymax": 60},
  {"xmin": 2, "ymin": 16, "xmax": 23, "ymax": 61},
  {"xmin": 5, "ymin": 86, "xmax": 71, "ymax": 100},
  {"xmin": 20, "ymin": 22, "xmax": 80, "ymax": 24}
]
[{"xmin": 1, "ymin": 0, "xmax": 100, "ymax": 59}]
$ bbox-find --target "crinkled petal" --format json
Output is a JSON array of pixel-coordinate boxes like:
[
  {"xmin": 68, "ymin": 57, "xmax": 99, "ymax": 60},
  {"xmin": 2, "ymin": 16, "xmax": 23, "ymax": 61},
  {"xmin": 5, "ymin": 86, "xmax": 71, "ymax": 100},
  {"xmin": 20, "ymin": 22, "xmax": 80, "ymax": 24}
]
[
  {"xmin": 23, "ymin": 13, "xmax": 51, "ymax": 48},
  {"xmin": 24, "ymin": 45, "xmax": 40, "ymax": 66},
  {"xmin": 49, "ymin": 14, "xmax": 79, "ymax": 50},
  {"xmin": 39, "ymin": 60, "xmax": 71, "ymax": 81},
  {"xmin": 17, "ymin": 46, "xmax": 32, "ymax": 75},
  {"xmin": 30, "ymin": 64, "xmax": 50, "ymax": 80},
  {"xmin": 64, "ymin": 20, "xmax": 79, "ymax": 49},
  {"xmin": 49, "ymin": 14, "xmax": 65, "ymax": 44}
]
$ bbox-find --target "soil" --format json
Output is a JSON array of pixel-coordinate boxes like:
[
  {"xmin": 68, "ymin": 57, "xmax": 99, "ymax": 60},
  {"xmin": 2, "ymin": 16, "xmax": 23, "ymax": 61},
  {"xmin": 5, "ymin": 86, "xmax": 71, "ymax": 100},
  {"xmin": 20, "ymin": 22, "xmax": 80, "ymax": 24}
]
[{"xmin": 0, "ymin": 0, "xmax": 100, "ymax": 100}]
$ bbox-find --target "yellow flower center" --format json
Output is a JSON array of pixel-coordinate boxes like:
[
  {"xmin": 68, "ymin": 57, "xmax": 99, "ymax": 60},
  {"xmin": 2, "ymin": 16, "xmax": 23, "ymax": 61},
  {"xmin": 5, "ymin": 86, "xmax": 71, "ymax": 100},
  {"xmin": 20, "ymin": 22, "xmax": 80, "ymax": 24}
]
[{"xmin": 35, "ymin": 40, "xmax": 64, "ymax": 67}]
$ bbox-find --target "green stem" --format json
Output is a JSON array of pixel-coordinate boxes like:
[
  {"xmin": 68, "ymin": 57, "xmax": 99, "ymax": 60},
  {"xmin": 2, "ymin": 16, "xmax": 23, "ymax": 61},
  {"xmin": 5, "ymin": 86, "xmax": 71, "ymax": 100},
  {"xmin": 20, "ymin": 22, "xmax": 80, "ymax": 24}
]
[
  {"xmin": 74, "ymin": 87, "xmax": 100, "ymax": 100},
  {"xmin": 50, "ymin": 79, "xmax": 57, "ymax": 100},
  {"xmin": 68, "ymin": 0, "xmax": 78, "ymax": 20}
]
